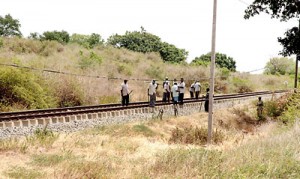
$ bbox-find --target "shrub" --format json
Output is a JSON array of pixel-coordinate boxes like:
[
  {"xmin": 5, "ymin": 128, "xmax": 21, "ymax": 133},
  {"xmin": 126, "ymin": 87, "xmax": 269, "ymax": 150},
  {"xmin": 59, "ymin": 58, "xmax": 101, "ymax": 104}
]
[
  {"xmin": 169, "ymin": 126, "xmax": 224, "ymax": 145},
  {"xmin": 54, "ymin": 78, "xmax": 84, "ymax": 107},
  {"xmin": 0, "ymin": 67, "xmax": 56, "ymax": 110},
  {"xmin": 232, "ymin": 77, "xmax": 253, "ymax": 93},
  {"xmin": 78, "ymin": 50, "xmax": 102, "ymax": 69}
]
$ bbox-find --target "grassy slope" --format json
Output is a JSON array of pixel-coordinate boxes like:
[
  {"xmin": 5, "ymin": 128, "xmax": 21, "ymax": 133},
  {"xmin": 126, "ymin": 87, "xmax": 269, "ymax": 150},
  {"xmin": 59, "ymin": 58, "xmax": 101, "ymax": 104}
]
[{"xmin": 0, "ymin": 37, "xmax": 294, "ymax": 111}]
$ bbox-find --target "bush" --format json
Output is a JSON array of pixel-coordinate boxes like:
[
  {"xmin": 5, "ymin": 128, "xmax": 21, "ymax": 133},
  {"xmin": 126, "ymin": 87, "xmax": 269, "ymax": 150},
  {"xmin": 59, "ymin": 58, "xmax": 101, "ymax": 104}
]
[
  {"xmin": 169, "ymin": 126, "xmax": 224, "ymax": 145},
  {"xmin": 78, "ymin": 50, "xmax": 102, "ymax": 69},
  {"xmin": 232, "ymin": 77, "xmax": 253, "ymax": 93},
  {"xmin": 0, "ymin": 67, "xmax": 56, "ymax": 110},
  {"xmin": 54, "ymin": 78, "xmax": 84, "ymax": 107}
]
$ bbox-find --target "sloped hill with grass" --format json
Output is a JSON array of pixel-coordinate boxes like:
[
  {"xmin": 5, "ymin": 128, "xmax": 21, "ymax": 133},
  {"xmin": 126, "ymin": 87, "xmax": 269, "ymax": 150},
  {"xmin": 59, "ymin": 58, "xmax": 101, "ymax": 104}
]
[{"xmin": 0, "ymin": 37, "xmax": 294, "ymax": 111}]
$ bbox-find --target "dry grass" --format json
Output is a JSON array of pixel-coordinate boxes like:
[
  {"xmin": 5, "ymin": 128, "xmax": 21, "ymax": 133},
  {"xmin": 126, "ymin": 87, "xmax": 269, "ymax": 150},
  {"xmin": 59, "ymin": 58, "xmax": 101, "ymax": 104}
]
[
  {"xmin": 1, "ymin": 102, "xmax": 299, "ymax": 178},
  {"xmin": 0, "ymin": 37, "xmax": 293, "ymax": 109}
]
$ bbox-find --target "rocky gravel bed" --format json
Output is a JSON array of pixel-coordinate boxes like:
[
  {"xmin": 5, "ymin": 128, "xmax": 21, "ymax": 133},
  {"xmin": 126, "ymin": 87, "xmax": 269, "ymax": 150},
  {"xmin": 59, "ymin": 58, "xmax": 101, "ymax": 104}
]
[{"xmin": 0, "ymin": 105, "xmax": 201, "ymax": 139}]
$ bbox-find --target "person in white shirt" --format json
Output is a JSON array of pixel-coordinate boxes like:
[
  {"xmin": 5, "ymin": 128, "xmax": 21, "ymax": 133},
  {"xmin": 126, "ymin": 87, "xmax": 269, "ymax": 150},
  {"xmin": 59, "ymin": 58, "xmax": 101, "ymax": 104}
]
[
  {"xmin": 178, "ymin": 78, "xmax": 185, "ymax": 105},
  {"xmin": 189, "ymin": 82, "xmax": 195, "ymax": 98},
  {"xmin": 194, "ymin": 80, "xmax": 201, "ymax": 99},
  {"xmin": 171, "ymin": 82, "xmax": 179, "ymax": 105},
  {"xmin": 163, "ymin": 77, "xmax": 171, "ymax": 103},
  {"xmin": 120, "ymin": 79, "xmax": 129, "ymax": 106},
  {"xmin": 148, "ymin": 79, "xmax": 158, "ymax": 107}
]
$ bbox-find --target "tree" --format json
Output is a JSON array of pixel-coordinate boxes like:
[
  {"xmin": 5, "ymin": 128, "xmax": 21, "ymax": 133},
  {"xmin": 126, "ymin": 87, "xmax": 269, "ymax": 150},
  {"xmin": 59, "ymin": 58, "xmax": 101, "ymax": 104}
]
[
  {"xmin": 107, "ymin": 27, "xmax": 188, "ymax": 63},
  {"xmin": 244, "ymin": 1, "xmax": 300, "ymax": 56},
  {"xmin": 40, "ymin": 30, "xmax": 70, "ymax": 44},
  {"xmin": 191, "ymin": 52, "xmax": 236, "ymax": 71},
  {"xmin": 159, "ymin": 42, "xmax": 188, "ymax": 63},
  {"xmin": 0, "ymin": 14, "xmax": 22, "ymax": 37},
  {"xmin": 264, "ymin": 57, "xmax": 295, "ymax": 75},
  {"xmin": 70, "ymin": 33, "xmax": 104, "ymax": 48}
]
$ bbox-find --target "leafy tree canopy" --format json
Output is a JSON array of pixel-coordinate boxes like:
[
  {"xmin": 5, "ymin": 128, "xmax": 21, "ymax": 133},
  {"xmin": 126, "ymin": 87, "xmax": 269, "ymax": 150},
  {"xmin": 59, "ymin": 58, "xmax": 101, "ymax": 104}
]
[
  {"xmin": 0, "ymin": 14, "xmax": 22, "ymax": 37},
  {"xmin": 264, "ymin": 57, "xmax": 295, "ymax": 75},
  {"xmin": 70, "ymin": 33, "xmax": 104, "ymax": 49},
  {"xmin": 40, "ymin": 30, "xmax": 70, "ymax": 44},
  {"xmin": 244, "ymin": 1, "xmax": 300, "ymax": 56},
  {"xmin": 107, "ymin": 27, "xmax": 188, "ymax": 63},
  {"xmin": 191, "ymin": 52, "xmax": 236, "ymax": 72}
]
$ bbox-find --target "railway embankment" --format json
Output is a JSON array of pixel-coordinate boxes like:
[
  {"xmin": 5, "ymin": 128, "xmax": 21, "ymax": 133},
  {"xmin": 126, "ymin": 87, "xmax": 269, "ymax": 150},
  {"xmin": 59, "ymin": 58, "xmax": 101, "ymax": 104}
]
[{"xmin": 0, "ymin": 92, "xmax": 284, "ymax": 139}]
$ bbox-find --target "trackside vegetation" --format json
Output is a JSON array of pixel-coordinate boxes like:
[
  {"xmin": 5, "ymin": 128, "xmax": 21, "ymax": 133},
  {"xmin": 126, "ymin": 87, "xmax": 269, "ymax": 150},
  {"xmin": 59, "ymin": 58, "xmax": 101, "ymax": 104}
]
[
  {"xmin": 0, "ymin": 37, "xmax": 294, "ymax": 111},
  {"xmin": 0, "ymin": 92, "xmax": 299, "ymax": 178}
]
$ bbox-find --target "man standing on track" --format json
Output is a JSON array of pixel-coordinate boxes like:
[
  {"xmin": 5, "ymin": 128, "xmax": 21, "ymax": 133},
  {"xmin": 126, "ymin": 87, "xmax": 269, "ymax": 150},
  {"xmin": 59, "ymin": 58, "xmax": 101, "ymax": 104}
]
[
  {"xmin": 148, "ymin": 79, "xmax": 158, "ymax": 107},
  {"xmin": 163, "ymin": 77, "xmax": 171, "ymax": 103},
  {"xmin": 120, "ymin": 79, "xmax": 129, "ymax": 106},
  {"xmin": 178, "ymin": 78, "xmax": 185, "ymax": 105},
  {"xmin": 194, "ymin": 80, "xmax": 201, "ymax": 99}
]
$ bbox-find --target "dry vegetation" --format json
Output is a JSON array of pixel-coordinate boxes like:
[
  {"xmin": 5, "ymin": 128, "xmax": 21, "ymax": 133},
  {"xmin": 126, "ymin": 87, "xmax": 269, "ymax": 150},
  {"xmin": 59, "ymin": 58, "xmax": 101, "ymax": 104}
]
[
  {"xmin": 0, "ymin": 100, "xmax": 299, "ymax": 178},
  {"xmin": 0, "ymin": 37, "xmax": 294, "ymax": 111}
]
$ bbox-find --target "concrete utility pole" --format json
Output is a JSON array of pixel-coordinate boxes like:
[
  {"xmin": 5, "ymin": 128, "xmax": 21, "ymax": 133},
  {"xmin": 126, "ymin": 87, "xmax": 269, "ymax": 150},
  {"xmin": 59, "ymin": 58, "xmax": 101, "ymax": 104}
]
[{"xmin": 208, "ymin": 0, "xmax": 217, "ymax": 144}]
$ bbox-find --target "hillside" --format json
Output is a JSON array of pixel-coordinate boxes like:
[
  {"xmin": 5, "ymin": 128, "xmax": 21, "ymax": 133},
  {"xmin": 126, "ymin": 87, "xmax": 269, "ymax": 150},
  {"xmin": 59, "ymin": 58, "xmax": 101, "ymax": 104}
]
[{"xmin": 0, "ymin": 37, "xmax": 293, "ymax": 111}]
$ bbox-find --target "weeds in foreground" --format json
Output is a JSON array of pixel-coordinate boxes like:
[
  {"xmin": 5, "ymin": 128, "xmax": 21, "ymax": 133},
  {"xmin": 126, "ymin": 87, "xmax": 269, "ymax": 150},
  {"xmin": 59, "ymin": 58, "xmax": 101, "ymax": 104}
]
[
  {"xmin": 169, "ymin": 126, "xmax": 224, "ymax": 145},
  {"xmin": 4, "ymin": 167, "xmax": 43, "ymax": 179},
  {"xmin": 30, "ymin": 151, "xmax": 75, "ymax": 167},
  {"xmin": 26, "ymin": 126, "xmax": 59, "ymax": 148},
  {"xmin": 0, "ymin": 138, "xmax": 28, "ymax": 153}
]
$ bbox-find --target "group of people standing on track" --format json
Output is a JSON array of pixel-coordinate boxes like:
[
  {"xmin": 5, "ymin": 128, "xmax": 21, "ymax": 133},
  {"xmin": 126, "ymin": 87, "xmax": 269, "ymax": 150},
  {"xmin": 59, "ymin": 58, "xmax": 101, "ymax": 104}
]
[{"xmin": 120, "ymin": 77, "xmax": 206, "ymax": 108}]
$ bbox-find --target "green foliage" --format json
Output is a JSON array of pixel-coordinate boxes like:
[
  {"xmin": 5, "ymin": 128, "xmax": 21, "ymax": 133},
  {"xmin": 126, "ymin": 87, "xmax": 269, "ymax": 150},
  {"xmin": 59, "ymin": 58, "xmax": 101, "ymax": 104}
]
[
  {"xmin": 219, "ymin": 67, "xmax": 231, "ymax": 80},
  {"xmin": 0, "ymin": 67, "xmax": 56, "ymax": 110},
  {"xmin": 244, "ymin": 1, "xmax": 300, "ymax": 56},
  {"xmin": 232, "ymin": 77, "xmax": 253, "ymax": 93},
  {"xmin": 0, "ymin": 14, "xmax": 22, "ymax": 37},
  {"xmin": 117, "ymin": 63, "xmax": 132, "ymax": 76},
  {"xmin": 279, "ymin": 92, "xmax": 300, "ymax": 124},
  {"xmin": 107, "ymin": 27, "xmax": 188, "ymax": 63},
  {"xmin": 78, "ymin": 50, "xmax": 102, "ymax": 69},
  {"xmin": 264, "ymin": 57, "xmax": 295, "ymax": 75},
  {"xmin": 40, "ymin": 30, "xmax": 70, "ymax": 44},
  {"xmin": 70, "ymin": 33, "xmax": 104, "ymax": 49},
  {"xmin": 159, "ymin": 42, "xmax": 188, "ymax": 63},
  {"xmin": 278, "ymin": 27, "xmax": 300, "ymax": 56},
  {"xmin": 169, "ymin": 126, "xmax": 224, "ymax": 145},
  {"xmin": 4, "ymin": 167, "xmax": 43, "ymax": 179},
  {"xmin": 191, "ymin": 52, "xmax": 236, "ymax": 71},
  {"xmin": 107, "ymin": 27, "xmax": 161, "ymax": 53},
  {"xmin": 244, "ymin": 1, "xmax": 300, "ymax": 21}
]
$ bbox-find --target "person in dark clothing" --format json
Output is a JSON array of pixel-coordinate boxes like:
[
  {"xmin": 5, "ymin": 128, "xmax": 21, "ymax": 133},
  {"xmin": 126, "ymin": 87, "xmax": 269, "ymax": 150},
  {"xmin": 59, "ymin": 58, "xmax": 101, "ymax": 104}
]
[{"xmin": 204, "ymin": 88, "xmax": 210, "ymax": 112}]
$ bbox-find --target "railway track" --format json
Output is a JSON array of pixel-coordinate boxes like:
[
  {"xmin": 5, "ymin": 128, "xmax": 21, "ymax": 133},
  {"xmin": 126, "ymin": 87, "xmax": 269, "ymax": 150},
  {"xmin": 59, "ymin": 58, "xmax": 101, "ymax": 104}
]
[{"xmin": 0, "ymin": 90, "xmax": 287, "ymax": 122}]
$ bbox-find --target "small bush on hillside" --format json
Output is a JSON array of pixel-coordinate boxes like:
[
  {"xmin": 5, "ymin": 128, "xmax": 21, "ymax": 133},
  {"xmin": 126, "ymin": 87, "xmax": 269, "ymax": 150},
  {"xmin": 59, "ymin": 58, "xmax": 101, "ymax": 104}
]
[
  {"xmin": 232, "ymin": 77, "xmax": 253, "ymax": 93},
  {"xmin": 78, "ymin": 50, "xmax": 102, "ymax": 69},
  {"xmin": 0, "ymin": 67, "xmax": 55, "ymax": 110},
  {"xmin": 54, "ymin": 78, "xmax": 84, "ymax": 107},
  {"xmin": 145, "ymin": 65, "xmax": 163, "ymax": 79},
  {"xmin": 169, "ymin": 126, "xmax": 224, "ymax": 145},
  {"xmin": 117, "ymin": 63, "xmax": 132, "ymax": 76}
]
